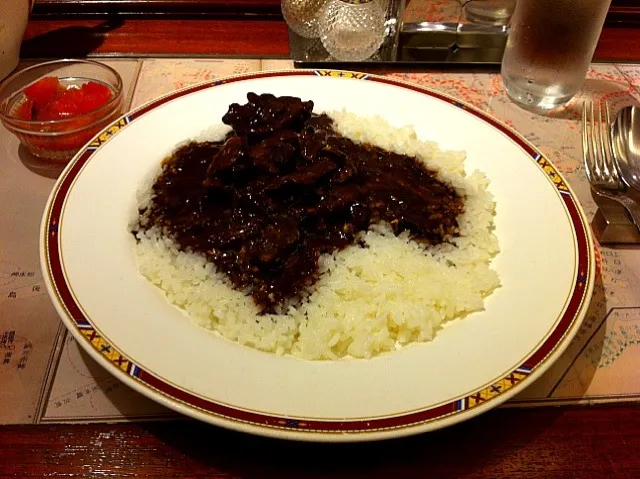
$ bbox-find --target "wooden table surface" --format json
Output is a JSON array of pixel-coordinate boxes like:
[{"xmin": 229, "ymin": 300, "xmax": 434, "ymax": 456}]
[
  {"xmin": 5, "ymin": 8, "xmax": 640, "ymax": 477},
  {"xmin": 18, "ymin": 18, "xmax": 640, "ymax": 61},
  {"xmin": 1, "ymin": 404, "xmax": 640, "ymax": 478}
]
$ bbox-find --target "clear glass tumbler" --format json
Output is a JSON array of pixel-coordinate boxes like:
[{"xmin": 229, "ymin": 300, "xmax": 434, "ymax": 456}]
[
  {"xmin": 463, "ymin": 0, "xmax": 516, "ymax": 27},
  {"xmin": 501, "ymin": 0, "xmax": 612, "ymax": 113}
]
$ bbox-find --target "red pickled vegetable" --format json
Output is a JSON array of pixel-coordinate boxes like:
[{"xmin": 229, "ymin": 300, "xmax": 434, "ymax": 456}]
[
  {"xmin": 39, "ymin": 98, "xmax": 79, "ymax": 120},
  {"xmin": 78, "ymin": 81, "xmax": 112, "ymax": 113},
  {"xmin": 22, "ymin": 76, "xmax": 60, "ymax": 106},
  {"xmin": 14, "ymin": 99, "xmax": 35, "ymax": 120},
  {"xmin": 16, "ymin": 76, "xmax": 113, "ymax": 121}
]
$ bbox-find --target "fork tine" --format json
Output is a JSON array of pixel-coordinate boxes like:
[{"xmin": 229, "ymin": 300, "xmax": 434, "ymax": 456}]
[
  {"xmin": 588, "ymin": 101, "xmax": 602, "ymax": 184},
  {"xmin": 600, "ymin": 100, "xmax": 622, "ymax": 184},
  {"xmin": 593, "ymin": 100, "xmax": 608, "ymax": 186},
  {"xmin": 583, "ymin": 99, "xmax": 624, "ymax": 189},
  {"xmin": 582, "ymin": 101, "xmax": 595, "ymax": 184}
]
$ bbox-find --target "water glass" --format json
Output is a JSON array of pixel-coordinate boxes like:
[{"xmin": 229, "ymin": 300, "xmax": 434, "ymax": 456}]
[
  {"xmin": 501, "ymin": 0, "xmax": 612, "ymax": 113},
  {"xmin": 463, "ymin": 0, "xmax": 516, "ymax": 27}
]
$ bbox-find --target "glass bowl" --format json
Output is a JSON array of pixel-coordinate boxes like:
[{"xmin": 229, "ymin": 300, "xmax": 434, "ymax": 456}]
[{"xmin": 0, "ymin": 59, "xmax": 124, "ymax": 162}]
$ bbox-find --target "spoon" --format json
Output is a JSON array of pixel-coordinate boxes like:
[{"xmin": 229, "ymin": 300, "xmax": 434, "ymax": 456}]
[{"xmin": 612, "ymin": 105, "xmax": 640, "ymax": 192}]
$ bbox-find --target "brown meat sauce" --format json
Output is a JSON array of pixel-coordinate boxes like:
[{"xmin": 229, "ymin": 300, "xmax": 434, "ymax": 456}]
[{"xmin": 138, "ymin": 93, "xmax": 464, "ymax": 313}]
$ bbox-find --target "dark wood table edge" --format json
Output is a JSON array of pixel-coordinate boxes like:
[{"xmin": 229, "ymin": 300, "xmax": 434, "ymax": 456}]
[
  {"xmin": 20, "ymin": 16, "xmax": 640, "ymax": 61},
  {"xmin": 2, "ymin": 402, "xmax": 640, "ymax": 478}
]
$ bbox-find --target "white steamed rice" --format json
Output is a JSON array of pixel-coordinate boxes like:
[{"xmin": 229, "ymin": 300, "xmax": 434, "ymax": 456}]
[{"xmin": 132, "ymin": 111, "xmax": 500, "ymax": 360}]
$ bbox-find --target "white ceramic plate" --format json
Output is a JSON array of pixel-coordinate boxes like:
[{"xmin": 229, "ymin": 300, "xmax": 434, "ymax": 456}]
[{"xmin": 41, "ymin": 70, "xmax": 594, "ymax": 442}]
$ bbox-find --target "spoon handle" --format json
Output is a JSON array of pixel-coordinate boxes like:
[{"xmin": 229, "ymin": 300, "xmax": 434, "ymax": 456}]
[{"xmin": 612, "ymin": 105, "xmax": 640, "ymax": 193}]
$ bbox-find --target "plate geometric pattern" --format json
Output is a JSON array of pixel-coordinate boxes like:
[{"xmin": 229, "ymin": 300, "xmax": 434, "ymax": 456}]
[
  {"xmin": 536, "ymin": 155, "xmax": 569, "ymax": 192},
  {"xmin": 79, "ymin": 326, "xmax": 131, "ymax": 373},
  {"xmin": 42, "ymin": 70, "xmax": 593, "ymax": 439},
  {"xmin": 88, "ymin": 117, "xmax": 131, "ymax": 150},
  {"xmin": 467, "ymin": 368, "xmax": 531, "ymax": 409}
]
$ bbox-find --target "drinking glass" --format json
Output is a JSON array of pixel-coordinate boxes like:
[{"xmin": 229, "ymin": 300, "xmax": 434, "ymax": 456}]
[
  {"xmin": 463, "ymin": 0, "xmax": 516, "ymax": 27},
  {"xmin": 501, "ymin": 0, "xmax": 612, "ymax": 113}
]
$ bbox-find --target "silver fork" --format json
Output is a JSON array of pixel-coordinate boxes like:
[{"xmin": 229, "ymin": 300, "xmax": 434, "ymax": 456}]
[{"xmin": 582, "ymin": 100, "xmax": 640, "ymax": 227}]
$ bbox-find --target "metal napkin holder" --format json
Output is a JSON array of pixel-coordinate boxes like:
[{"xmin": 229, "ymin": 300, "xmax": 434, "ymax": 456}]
[
  {"xmin": 591, "ymin": 191, "xmax": 640, "ymax": 245},
  {"xmin": 290, "ymin": 0, "xmax": 508, "ymax": 65}
]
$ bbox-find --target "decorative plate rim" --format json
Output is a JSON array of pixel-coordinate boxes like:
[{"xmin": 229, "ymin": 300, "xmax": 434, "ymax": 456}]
[{"xmin": 40, "ymin": 69, "xmax": 595, "ymax": 442}]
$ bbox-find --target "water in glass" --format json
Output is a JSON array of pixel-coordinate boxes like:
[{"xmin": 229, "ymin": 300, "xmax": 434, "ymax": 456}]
[{"xmin": 501, "ymin": 0, "xmax": 612, "ymax": 112}]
